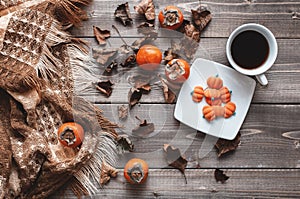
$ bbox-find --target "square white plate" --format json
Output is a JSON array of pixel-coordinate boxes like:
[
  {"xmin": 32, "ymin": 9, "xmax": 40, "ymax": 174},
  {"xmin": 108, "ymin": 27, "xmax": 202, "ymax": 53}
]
[{"xmin": 174, "ymin": 58, "xmax": 256, "ymax": 140}]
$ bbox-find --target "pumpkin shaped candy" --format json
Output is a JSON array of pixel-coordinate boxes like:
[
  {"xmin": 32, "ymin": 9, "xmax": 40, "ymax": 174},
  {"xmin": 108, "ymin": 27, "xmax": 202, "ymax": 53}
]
[
  {"xmin": 207, "ymin": 76, "xmax": 223, "ymax": 89},
  {"xmin": 220, "ymin": 86, "xmax": 231, "ymax": 103},
  {"xmin": 191, "ymin": 86, "xmax": 204, "ymax": 103},
  {"xmin": 224, "ymin": 101, "xmax": 236, "ymax": 118}
]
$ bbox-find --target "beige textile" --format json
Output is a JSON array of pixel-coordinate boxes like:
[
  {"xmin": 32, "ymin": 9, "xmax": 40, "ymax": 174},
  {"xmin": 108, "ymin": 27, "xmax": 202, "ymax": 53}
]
[{"xmin": 0, "ymin": 1, "xmax": 118, "ymax": 198}]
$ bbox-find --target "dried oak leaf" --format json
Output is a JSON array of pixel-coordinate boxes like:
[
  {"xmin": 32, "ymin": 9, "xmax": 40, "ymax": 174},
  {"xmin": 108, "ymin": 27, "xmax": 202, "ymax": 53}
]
[
  {"xmin": 134, "ymin": 0, "xmax": 155, "ymax": 21},
  {"xmin": 215, "ymin": 132, "xmax": 241, "ymax": 158},
  {"xmin": 160, "ymin": 77, "xmax": 176, "ymax": 103},
  {"xmin": 92, "ymin": 48, "xmax": 118, "ymax": 65},
  {"xmin": 191, "ymin": 6, "xmax": 212, "ymax": 32},
  {"xmin": 214, "ymin": 169, "xmax": 229, "ymax": 183},
  {"xmin": 114, "ymin": 2, "xmax": 133, "ymax": 26},
  {"xmin": 118, "ymin": 105, "xmax": 128, "ymax": 120},
  {"xmin": 116, "ymin": 134, "xmax": 134, "ymax": 152},
  {"xmin": 128, "ymin": 88, "xmax": 142, "ymax": 108},
  {"xmin": 95, "ymin": 80, "xmax": 114, "ymax": 97},
  {"xmin": 100, "ymin": 160, "xmax": 118, "ymax": 185},
  {"xmin": 93, "ymin": 26, "xmax": 111, "ymax": 45},
  {"xmin": 132, "ymin": 116, "xmax": 155, "ymax": 138},
  {"xmin": 102, "ymin": 61, "xmax": 118, "ymax": 76},
  {"xmin": 163, "ymin": 144, "xmax": 187, "ymax": 184}
]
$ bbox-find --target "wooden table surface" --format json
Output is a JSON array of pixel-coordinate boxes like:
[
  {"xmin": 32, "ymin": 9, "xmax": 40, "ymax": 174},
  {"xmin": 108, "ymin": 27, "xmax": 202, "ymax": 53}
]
[{"xmin": 56, "ymin": 0, "xmax": 300, "ymax": 198}]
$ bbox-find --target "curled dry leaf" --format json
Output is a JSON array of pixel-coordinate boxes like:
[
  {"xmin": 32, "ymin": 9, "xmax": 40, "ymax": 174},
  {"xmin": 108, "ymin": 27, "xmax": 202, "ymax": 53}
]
[
  {"xmin": 137, "ymin": 22, "xmax": 158, "ymax": 37},
  {"xmin": 114, "ymin": 2, "xmax": 133, "ymax": 26},
  {"xmin": 118, "ymin": 105, "xmax": 128, "ymax": 120},
  {"xmin": 132, "ymin": 116, "xmax": 155, "ymax": 138},
  {"xmin": 117, "ymin": 134, "xmax": 134, "ymax": 152},
  {"xmin": 92, "ymin": 48, "xmax": 118, "ymax": 65},
  {"xmin": 93, "ymin": 26, "xmax": 111, "ymax": 45},
  {"xmin": 102, "ymin": 61, "xmax": 118, "ymax": 76},
  {"xmin": 191, "ymin": 6, "xmax": 212, "ymax": 32},
  {"xmin": 215, "ymin": 132, "xmax": 241, "ymax": 158},
  {"xmin": 100, "ymin": 160, "xmax": 118, "ymax": 185},
  {"xmin": 121, "ymin": 54, "xmax": 136, "ymax": 68},
  {"xmin": 131, "ymin": 36, "xmax": 157, "ymax": 51},
  {"xmin": 128, "ymin": 88, "xmax": 142, "ymax": 108},
  {"xmin": 170, "ymin": 37, "xmax": 199, "ymax": 60},
  {"xmin": 95, "ymin": 80, "xmax": 114, "ymax": 97},
  {"xmin": 184, "ymin": 22, "xmax": 200, "ymax": 42},
  {"xmin": 163, "ymin": 144, "xmax": 187, "ymax": 184},
  {"xmin": 214, "ymin": 169, "xmax": 229, "ymax": 183},
  {"xmin": 159, "ymin": 77, "xmax": 176, "ymax": 103},
  {"xmin": 163, "ymin": 48, "xmax": 180, "ymax": 62},
  {"xmin": 134, "ymin": 0, "xmax": 155, "ymax": 21},
  {"xmin": 134, "ymin": 75, "xmax": 153, "ymax": 90}
]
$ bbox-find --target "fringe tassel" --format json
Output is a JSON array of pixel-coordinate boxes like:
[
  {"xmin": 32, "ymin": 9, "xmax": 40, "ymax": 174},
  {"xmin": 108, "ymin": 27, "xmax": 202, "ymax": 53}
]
[
  {"xmin": 67, "ymin": 44, "xmax": 100, "ymax": 94},
  {"xmin": 73, "ymin": 133, "xmax": 118, "ymax": 196},
  {"xmin": 35, "ymin": 19, "xmax": 70, "ymax": 80}
]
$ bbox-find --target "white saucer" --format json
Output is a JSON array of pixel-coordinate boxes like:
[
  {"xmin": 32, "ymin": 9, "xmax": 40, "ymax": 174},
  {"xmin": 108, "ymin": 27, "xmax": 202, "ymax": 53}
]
[{"xmin": 174, "ymin": 58, "xmax": 256, "ymax": 140}]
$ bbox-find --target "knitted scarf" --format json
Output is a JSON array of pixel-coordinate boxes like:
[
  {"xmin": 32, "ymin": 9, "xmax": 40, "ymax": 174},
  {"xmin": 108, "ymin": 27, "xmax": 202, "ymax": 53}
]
[{"xmin": 0, "ymin": 1, "xmax": 119, "ymax": 198}]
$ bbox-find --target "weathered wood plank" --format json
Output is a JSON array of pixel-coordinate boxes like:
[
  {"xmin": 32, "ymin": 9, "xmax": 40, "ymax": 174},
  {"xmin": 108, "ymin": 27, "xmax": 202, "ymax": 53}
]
[
  {"xmin": 77, "ymin": 38, "xmax": 300, "ymax": 104},
  {"xmin": 91, "ymin": 104, "xmax": 300, "ymax": 168},
  {"xmin": 71, "ymin": 0, "xmax": 300, "ymax": 38},
  {"xmin": 52, "ymin": 169, "xmax": 300, "ymax": 198}
]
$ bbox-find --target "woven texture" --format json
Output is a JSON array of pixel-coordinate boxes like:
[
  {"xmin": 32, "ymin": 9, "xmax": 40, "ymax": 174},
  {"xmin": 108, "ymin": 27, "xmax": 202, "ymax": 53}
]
[{"xmin": 0, "ymin": 1, "xmax": 118, "ymax": 198}]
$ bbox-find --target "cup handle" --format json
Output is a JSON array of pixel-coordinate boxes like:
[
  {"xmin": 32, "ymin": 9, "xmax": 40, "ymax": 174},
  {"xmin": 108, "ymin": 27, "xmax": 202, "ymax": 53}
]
[{"xmin": 255, "ymin": 74, "xmax": 268, "ymax": 86}]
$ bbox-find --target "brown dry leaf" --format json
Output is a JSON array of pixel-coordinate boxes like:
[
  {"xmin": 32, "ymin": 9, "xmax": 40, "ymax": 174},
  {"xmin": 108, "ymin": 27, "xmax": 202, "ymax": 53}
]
[
  {"xmin": 102, "ymin": 61, "xmax": 118, "ymax": 76},
  {"xmin": 134, "ymin": 0, "xmax": 155, "ymax": 21},
  {"xmin": 159, "ymin": 77, "xmax": 176, "ymax": 103},
  {"xmin": 163, "ymin": 48, "xmax": 180, "ymax": 62},
  {"xmin": 131, "ymin": 36, "xmax": 156, "ymax": 51},
  {"xmin": 132, "ymin": 116, "xmax": 155, "ymax": 138},
  {"xmin": 137, "ymin": 22, "xmax": 158, "ymax": 37},
  {"xmin": 128, "ymin": 74, "xmax": 154, "ymax": 91},
  {"xmin": 95, "ymin": 80, "xmax": 114, "ymax": 97},
  {"xmin": 93, "ymin": 26, "xmax": 111, "ymax": 45},
  {"xmin": 184, "ymin": 22, "xmax": 200, "ymax": 42},
  {"xmin": 191, "ymin": 6, "xmax": 212, "ymax": 32},
  {"xmin": 214, "ymin": 169, "xmax": 229, "ymax": 183},
  {"xmin": 114, "ymin": 2, "xmax": 133, "ymax": 26},
  {"xmin": 163, "ymin": 144, "xmax": 187, "ymax": 184},
  {"xmin": 100, "ymin": 160, "xmax": 118, "ymax": 185},
  {"xmin": 170, "ymin": 37, "xmax": 199, "ymax": 60},
  {"xmin": 118, "ymin": 105, "xmax": 128, "ymax": 120},
  {"xmin": 215, "ymin": 132, "xmax": 241, "ymax": 158},
  {"xmin": 92, "ymin": 48, "xmax": 118, "ymax": 65},
  {"xmin": 128, "ymin": 88, "xmax": 142, "ymax": 108},
  {"xmin": 120, "ymin": 54, "xmax": 136, "ymax": 67},
  {"xmin": 116, "ymin": 134, "xmax": 134, "ymax": 152}
]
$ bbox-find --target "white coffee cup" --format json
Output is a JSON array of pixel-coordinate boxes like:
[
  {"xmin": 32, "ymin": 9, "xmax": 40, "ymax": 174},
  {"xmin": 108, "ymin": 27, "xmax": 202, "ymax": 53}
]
[{"xmin": 226, "ymin": 23, "xmax": 278, "ymax": 86}]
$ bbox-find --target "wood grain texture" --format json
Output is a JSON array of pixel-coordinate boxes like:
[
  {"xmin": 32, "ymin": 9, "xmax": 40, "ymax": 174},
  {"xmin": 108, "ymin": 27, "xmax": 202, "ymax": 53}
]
[
  {"xmin": 89, "ymin": 104, "xmax": 300, "ymax": 168},
  {"xmin": 55, "ymin": 0, "xmax": 300, "ymax": 198},
  {"xmin": 51, "ymin": 169, "xmax": 300, "ymax": 198},
  {"xmin": 71, "ymin": 0, "xmax": 300, "ymax": 38},
  {"xmin": 78, "ymin": 38, "xmax": 300, "ymax": 104}
]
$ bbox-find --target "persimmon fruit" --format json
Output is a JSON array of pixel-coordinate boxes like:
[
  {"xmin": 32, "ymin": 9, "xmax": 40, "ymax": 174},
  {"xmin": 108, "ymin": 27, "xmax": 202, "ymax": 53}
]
[
  {"xmin": 57, "ymin": 122, "xmax": 84, "ymax": 148},
  {"xmin": 124, "ymin": 158, "xmax": 149, "ymax": 184},
  {"xmin": 136, "ymin": 44, "xmax": 162, "ymax": 71},
  {"xmin": 158, "ymin": 6, "xmax": 184, "ymax": 30},
  {"xmin": 165, "ymin": 59, "xmax": 190, "ymax": 83}
]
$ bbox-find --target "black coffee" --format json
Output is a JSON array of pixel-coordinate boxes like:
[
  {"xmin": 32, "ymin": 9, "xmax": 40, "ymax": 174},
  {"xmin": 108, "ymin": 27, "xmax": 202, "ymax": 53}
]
[{"xmin": 231, "ymin": 30, "xmax": 269, "ymax": 69}]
